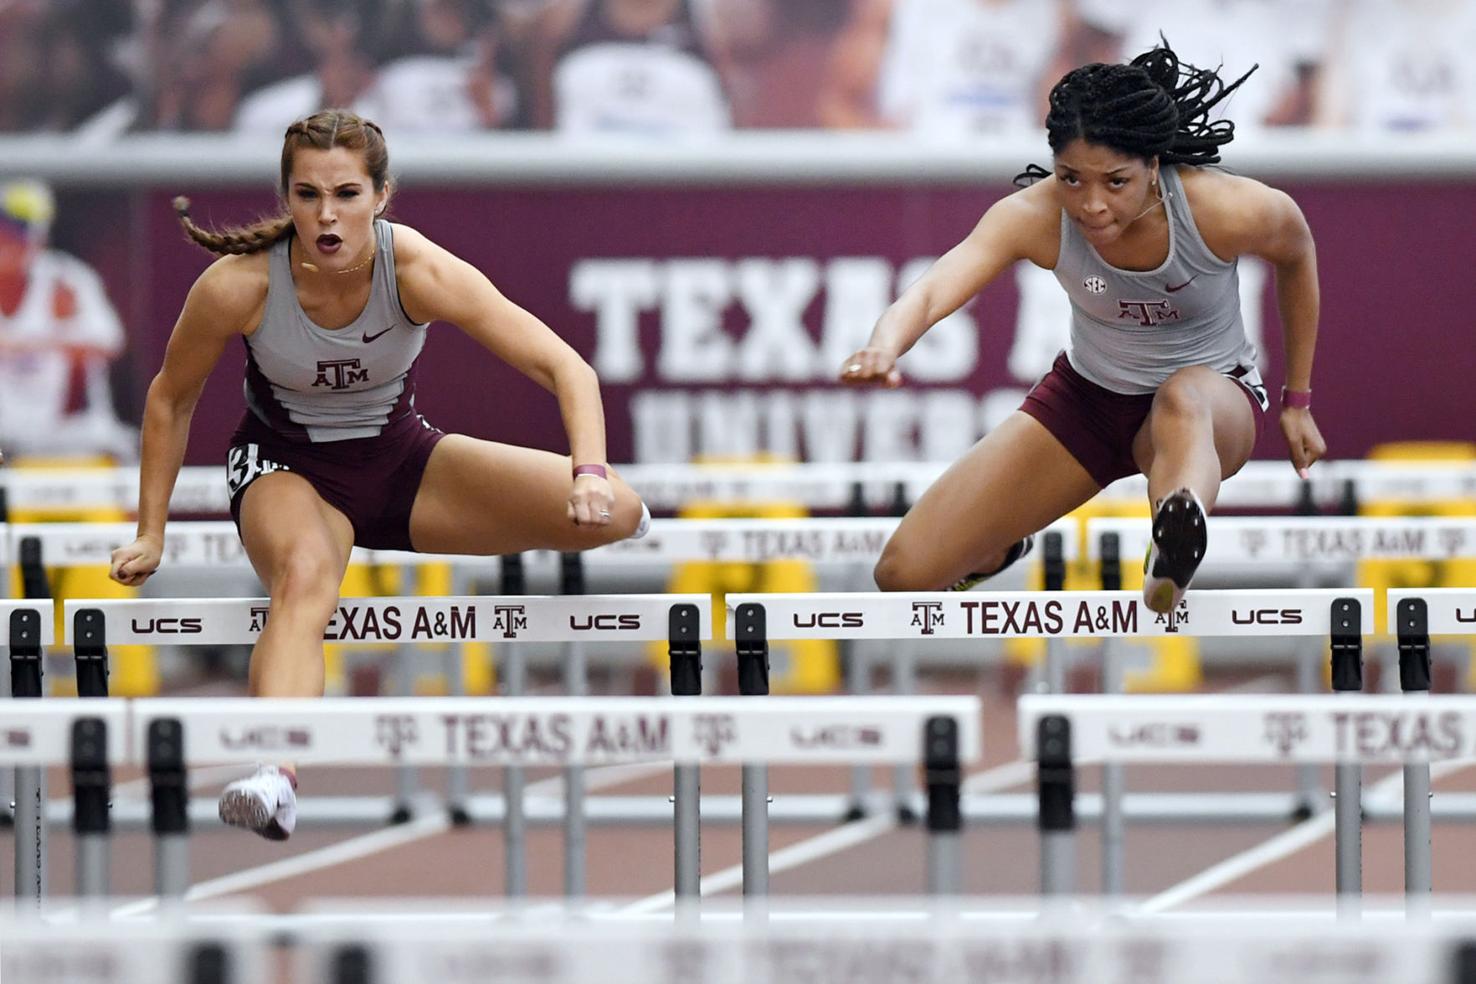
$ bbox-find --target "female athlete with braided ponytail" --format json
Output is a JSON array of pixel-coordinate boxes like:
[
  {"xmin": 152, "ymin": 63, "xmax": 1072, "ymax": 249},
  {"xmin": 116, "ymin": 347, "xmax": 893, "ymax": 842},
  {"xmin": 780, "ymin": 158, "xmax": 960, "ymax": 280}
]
[
  {"xmin": 107, "ymin": 109, "xmax": 648, "ymax": 840},
  {"xmin": 842, "ymin": 40, "xmax": 1326, "ymax": 613}
]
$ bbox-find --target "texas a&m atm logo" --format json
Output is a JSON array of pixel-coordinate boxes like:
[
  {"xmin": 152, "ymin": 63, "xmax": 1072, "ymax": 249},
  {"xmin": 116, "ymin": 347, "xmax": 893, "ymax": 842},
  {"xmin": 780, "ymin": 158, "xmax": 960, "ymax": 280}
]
[
  {"xmin": 911, "ymin": 601, "xmax": 945, "ymax": 635},
  {"xmin": 312, "ymin": 359, "xmax": 369, "ymax": 389}
]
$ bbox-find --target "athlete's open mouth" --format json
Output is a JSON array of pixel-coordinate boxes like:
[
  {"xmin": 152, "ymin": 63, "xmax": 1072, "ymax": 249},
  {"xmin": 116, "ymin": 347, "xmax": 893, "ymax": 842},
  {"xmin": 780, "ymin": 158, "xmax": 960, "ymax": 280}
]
[{"xmin": 316, "ymin": 234, "xmax": 342, "ymax": 254}]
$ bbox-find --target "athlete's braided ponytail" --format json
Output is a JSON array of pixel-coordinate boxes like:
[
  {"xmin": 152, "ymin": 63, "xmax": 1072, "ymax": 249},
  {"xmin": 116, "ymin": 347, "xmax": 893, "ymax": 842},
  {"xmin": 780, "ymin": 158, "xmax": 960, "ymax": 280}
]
[
  {"xmin": 1016, "ymin": 38, "xmax": 1256, "ymax": 186},
  {"xmin": 172, "ymin": 197, "xmax": 293, "ymax": 256}
]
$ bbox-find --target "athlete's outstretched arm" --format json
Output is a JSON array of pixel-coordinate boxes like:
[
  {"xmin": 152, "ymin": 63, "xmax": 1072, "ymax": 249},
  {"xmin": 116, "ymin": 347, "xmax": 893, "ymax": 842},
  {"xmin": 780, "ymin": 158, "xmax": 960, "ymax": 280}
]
[
  {"xmin": 840, "ymin": 183, "xmax": 1057, "ymax": 386},
  {"xmin": 1239, "ymin": 182, "xmax": 1327, "ymax": 476},
  {"xmin": 111, "ymin": 258, "xmax": 258, "ymax": 585},
  {"xmin": 392, "ymin": 225, "xmax": 615, "ymax": 520}
]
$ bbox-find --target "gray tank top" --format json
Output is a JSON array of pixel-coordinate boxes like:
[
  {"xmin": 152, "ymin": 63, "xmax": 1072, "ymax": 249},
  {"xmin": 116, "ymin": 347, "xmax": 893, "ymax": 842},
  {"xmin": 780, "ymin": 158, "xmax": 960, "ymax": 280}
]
[
  {"xmin": 1052, "ymin": 166, "xmax": 1261, "ymax": 395},
  {"xmin": 244, "ymin": 219, "xmax": 426, "ymax": 442}
]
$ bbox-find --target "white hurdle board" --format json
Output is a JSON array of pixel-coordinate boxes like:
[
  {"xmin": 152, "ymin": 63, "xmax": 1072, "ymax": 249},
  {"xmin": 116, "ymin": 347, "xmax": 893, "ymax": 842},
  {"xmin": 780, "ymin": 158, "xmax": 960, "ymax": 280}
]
[
  {"xmin": 7, "ymin": 521, "xmax": 249, "ymax": 568},
  {"xmin": 4, "ymin": 459, "xmax": 1475, "ymax": 513},
  {"xmin": 63, "ymin": 595, "xmax": 712, "ymax": 645},
  {"xmin": 0, "ymin": 600, "xmax": 55, "ymax": 645},
  {"xmin": 726, "ymin": 589, "xmax": 1374, "ymax": 640},
  {"xmin": 0, "ymin": 918, "xmax": 269, "ymax": 984},
  {"xmin": 304, "ymin": 910, "xmax": 1460, "ymax": 984},
  {"xmin": 1020, "ymin": 693, "xmax": 1476, "ymax": 764},
  {"xmin": 9, "ymin": 517, "xmax": 1074, "ymax": 570},
  {"xmin": 0, "ymin": 699, "xmax": 129, "ymax": 766},
  {"xmin": 0, "ymin": 696, "xmax": 982, "ymax": 767},
  {"xmin": 1085, "ymin": 516, "xmax": 1476, "ymax": 563},
  {"xmin": 1389, "ymin": 589, "xmax": 1476, "ymax": 635}
]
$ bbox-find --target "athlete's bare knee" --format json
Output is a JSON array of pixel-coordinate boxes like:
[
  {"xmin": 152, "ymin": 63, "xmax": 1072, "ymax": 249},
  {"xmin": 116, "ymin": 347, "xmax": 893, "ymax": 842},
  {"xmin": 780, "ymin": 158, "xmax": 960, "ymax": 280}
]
[
  {"xmin": 1152, "ymin": 371, "xmax": 1212, "ymax": 422},
  {"xmin": 267, "ymin": 550, "xmax": 341, "ymax": 617},
  {"xmin": 874, "ymin": 544, "xmax": 937, "ymax": 592}
]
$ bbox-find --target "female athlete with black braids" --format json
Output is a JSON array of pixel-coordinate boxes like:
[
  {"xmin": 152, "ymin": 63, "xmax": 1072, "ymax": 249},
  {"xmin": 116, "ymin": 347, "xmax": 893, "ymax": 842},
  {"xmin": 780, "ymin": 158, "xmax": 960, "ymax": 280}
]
[
  {"xmin": 107, "ymin": 109, "xmax": 648, "ymax": 840},
  {"xmin": 841, "ymin": 40, "xmax": 1326, "ymax": 613}
]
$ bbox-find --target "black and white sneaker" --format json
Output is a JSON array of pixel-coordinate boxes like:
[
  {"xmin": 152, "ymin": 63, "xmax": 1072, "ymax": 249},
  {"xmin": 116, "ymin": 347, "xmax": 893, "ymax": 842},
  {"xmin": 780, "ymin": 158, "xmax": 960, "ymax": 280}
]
[
  {"xmin": 947, "ymin": 535, "xmax": 1035, "ymax": 591},
  {"xmin": 1142, "ymin": 488, "xmax": 1207, "ymax": 614}
]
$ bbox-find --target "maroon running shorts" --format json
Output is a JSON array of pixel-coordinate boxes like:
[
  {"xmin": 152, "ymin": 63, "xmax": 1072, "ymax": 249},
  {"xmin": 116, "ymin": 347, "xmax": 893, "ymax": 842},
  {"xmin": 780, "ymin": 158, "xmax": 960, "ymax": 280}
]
[
  {"xmin": 226, "ymin": 411, "xmax": 446, "ymax": 550},
  {"xmin": 1020, "ymin": 352, "xmax": 1267, "ymax": 488}
]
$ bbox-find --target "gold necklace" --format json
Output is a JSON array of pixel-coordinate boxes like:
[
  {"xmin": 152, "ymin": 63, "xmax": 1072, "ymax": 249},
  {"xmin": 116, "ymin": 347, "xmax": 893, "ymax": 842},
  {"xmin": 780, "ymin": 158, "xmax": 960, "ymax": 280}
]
[{"xmin": 297, "ymin": 240, "xmax": 375, "ymax": 276}]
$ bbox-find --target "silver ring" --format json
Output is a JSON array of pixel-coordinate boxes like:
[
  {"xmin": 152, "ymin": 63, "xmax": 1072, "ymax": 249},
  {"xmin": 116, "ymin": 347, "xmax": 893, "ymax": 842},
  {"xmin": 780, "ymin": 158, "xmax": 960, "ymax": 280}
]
[
  {"xmin": 846, "ymin": 363, "xmax": 862, "ymax": 373},
  {"xmin": 599, "ymin": 510, "xmax": 611, "ymax": 518}
]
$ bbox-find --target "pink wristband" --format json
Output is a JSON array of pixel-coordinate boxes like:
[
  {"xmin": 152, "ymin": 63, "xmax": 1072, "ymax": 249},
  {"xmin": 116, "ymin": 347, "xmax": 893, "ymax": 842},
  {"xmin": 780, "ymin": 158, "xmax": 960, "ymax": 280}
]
[
  {"xmin": 573, "ymin": 464, "xmax": 608, "ymax": 480},
  {"xmin": 1281, "ymin": 387, "xmax": 1312, "ymax": 410}
]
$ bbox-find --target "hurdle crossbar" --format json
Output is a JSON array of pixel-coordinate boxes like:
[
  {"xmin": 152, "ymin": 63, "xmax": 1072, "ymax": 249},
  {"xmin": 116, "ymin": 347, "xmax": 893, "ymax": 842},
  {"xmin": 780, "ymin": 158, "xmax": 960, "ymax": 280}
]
[
  {"xmin": 1019, "ymin": 693, "xmax": 1476, "ymax": 765},
  {"xmin": 726, "ymin": 589, "xmax": 1374, "ymax": 640},
  {"xmin": 0, "ymin": 696, "xmax": 982, "ymax": 767},
  {"xmin": 1389, "ymin": 589, "xmax": 1476, "ymax": 635},
  {"xmin": 62, "ymin": 595, "xmax": 712, "ymax": 645},
  {"xmin": 1087, "ymin": 517, "xmax": 1476, "ymax": 563}
]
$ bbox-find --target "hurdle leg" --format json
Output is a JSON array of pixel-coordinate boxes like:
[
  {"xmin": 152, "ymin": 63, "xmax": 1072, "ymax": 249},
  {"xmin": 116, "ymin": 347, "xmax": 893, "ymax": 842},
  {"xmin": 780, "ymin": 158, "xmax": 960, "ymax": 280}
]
[
  {"xmin": 890, "ymin": 643, "xmax": 918, "ymax": 823},
  {"xmin": 1330, "ymin": 597, "xmax": 1364, "ymax": 911},
  {"xmin": 563, "ymin": 639, "xmax": 587, "ymax": 897},
  {"xmin": 844, "ymin": 640, "xmax": 872, "ymax": 820},
  {"xmin": 445, "ymin": 569, "xmax": 470, "ymax": 825},
  {"xmin": 674, "ymin": 764, "xmax": 700, "ymax": 899},
  {"xmin": 11, "ymin": 629, "xmax": 46, "ymax": 905},
  {"xmin": 1293, "ymin": 634, "xmax": 1323, "ymax": 817},
  {"xmin": 924, "ymin": 717, "xmax": 962, "ymax": 895},
  {"xmin": 1398, "ymin": 599, "xmax": 1433, "ymax": 907},
  {"xmin": 13, "ymin": 767, "xmax": 46, "ymax": 904},
  {"xmin": 1036, "ymin": 715, "xmax": 1075, "ymax": 896},
  {"xmin": 390, "ymin": 643, "xmax": 419, "ymax": 823},
  {"xmin": 1043, "ymin": 638, "xmax": 1066, "ymax": 694},
  {"xmin": 0, "ymin": 658, "xmax": 12, "ymax": 841},
  {"xmin": 1100, "ymin": 638, "xmax": 1125, "ymax": 897},
  {"xmin": 148, "ymin": 719, "xmax": 189, "ymax": 901},
  {"xmin": 503, "ymin": 642, "xmax": 527, "ymax": 897}
]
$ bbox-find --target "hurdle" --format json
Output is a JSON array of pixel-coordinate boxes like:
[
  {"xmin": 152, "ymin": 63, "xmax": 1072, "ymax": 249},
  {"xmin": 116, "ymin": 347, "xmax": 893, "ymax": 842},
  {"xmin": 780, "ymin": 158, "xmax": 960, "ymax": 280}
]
[
  {"xmin": 1088, "ymin": 516, "xmax": 1476, "ymax": 837},
  {"xmin": 729, "ymin": 587, "xmax": 1375, "ymax": 896},
  {"xmin": 0, "ymin": 693, "xmax": 981, "ymax": 902},
  {"xmin": 1018, "ymin": 690, "xmax": 1476, "ymax": 903},
  {"xmin": 54, "ymin": 594, "xmax": 710, "ymax": 896},
  {"xmin": 7, "ymin": 516, "xmax": 1069, "ymax": 832}
]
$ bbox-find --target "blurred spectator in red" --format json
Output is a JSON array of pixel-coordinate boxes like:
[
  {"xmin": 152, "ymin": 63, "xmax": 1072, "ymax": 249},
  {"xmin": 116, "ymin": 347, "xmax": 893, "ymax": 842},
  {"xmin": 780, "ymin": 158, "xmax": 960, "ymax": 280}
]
[
  {"xmin": 1070, "ymin": 0, "xmax": 1331, "ymax": 129},
  {"xmin": 363, "ymin": 0, "xmax": 527, "ymax": 130},
  {"xmin": 1315, "ymin": 0, "xmax": 1476, "ymax": 131},
  {"xmin": 0, "ymin": 180, "xmax": 136, "ymax": 459},
  {"xmin": 722, "ymin": 0, "xmax": 850, "ymax": 128},
  {"xmin": 234, "ymin": 0, "xmax": 388, "ymax": 132},
  {"xmin": 529, "ymin": 0, "xmax": 734, "ymax": 134},
  {"xmin": 818, "ymin": 0, "xmax": 1070, "ymax": 133}
]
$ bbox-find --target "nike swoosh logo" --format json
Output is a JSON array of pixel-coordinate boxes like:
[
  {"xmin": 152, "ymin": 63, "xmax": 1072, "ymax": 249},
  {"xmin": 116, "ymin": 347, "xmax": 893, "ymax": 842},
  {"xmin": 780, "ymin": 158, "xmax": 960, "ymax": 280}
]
[
  {"xmin": 362, "ymin": 327, "xmax": 394, "ymax": 343},
  {"xmin": 1165, "ymin": 276, "xmax": 1199, "ymax": 293}
]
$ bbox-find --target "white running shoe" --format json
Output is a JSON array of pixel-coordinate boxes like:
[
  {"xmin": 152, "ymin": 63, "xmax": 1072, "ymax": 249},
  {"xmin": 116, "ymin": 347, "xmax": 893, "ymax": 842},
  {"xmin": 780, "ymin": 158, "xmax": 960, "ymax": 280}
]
[
  {"xmin": 1142, "ymin": 488, "xmax": 1208, "ymax": 614},
  {"xmin": 217, "ymin": 765, "xmax": 297, "ymax": 841}
]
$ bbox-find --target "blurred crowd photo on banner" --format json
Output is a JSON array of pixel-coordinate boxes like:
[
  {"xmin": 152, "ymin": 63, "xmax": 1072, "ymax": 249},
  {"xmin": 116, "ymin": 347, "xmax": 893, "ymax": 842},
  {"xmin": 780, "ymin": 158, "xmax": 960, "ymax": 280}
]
[{"xmin": 3, "ymin": 0, "xmax": 1475, "ymax": 138}]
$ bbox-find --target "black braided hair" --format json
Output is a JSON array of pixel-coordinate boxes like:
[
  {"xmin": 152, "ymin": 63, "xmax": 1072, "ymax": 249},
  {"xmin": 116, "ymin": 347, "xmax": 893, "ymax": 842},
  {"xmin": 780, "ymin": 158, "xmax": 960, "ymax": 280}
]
[{"xmin": 1015, "ymin": 38, "xmax": 1257, "ymax": 186}]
